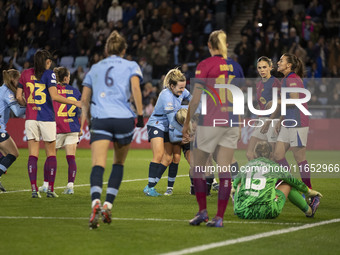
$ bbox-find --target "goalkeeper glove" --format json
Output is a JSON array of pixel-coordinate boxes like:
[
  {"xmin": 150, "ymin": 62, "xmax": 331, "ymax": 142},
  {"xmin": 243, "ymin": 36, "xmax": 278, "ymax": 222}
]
[
  {"xmin": 306, "ymin": 188, "xmax": 323, "ymax": 198},
  {"xmin": 136, "ymin": 115, "xmax": 144, "ymax": 128}
]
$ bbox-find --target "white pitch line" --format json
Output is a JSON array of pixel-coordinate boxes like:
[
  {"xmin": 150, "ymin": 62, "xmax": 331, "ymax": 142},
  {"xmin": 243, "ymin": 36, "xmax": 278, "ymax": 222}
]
[
  {"xmin": 0, "ymin": 175, "xmax": 188, "ymax": 194},
  {"xmin": 0, "ymin": 215, "xmax": 302, "ymax": 225},
  {"xmin": 159, "ymin": 218, "xmax": 340, "ymax": 255}
]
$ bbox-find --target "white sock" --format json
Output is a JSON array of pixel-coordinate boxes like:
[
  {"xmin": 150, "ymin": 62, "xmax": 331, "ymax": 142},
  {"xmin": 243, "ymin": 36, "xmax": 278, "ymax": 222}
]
[
  {"xmin": 103, "ymin": 201, "xmax": 112, "ymax": 210},
  {"xmin": 91, "ymin": 199, "xmax": 101, "ymax": 208},
  {"xmin": 67, "ymin": 182, "xmax": 74, "ymax": 189},
  {"xmin": 43, "ymin": 181, "xmax": 48, "ymax": 187}
]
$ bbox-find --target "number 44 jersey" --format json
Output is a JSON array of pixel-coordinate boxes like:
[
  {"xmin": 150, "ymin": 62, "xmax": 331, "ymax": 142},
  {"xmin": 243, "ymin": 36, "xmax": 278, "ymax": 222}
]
[
  {"xmin": 53, "ymin": 83, "xmax": 81, "ymax": 134},
  {"xmin": 233, "ymin": 157, "xmax": 309, "ymax": 212},
  {"xmin": 19, "ymin": 68, "xmax": 57, "ymax": 121},
  {"xmin": 82, "ymin": 55, "xmax": 143, "ymax": 119}
]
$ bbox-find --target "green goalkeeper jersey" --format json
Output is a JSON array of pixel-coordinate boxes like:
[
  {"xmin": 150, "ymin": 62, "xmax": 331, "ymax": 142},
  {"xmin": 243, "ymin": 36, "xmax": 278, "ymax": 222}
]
[{"xmin": 233, "ymin": 157, "xmax": 309, "ymax": 217}]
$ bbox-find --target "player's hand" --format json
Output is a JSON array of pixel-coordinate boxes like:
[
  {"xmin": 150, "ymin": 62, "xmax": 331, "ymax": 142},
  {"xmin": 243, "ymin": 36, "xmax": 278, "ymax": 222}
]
[
  {"xmin": 260, "ymin": 121, "xmax": 270, "ymax": 134},
  {"xmin": 75, "ymin": 101, "xmax": 82, "ymax": 108},
  {"xmin": 78, "ymin": 130, "xmax": 83, "ymax": 137},
  {"xmin": 307, "ymin": 188, "xmax": 323, "ymax": 198},
  {"xmin": 136, "ymin": 115, "xmax": 144, "ymax": 128},
  {"xmin": 182, "ymin": 123, "xmax": 190, "ymax": 141}
]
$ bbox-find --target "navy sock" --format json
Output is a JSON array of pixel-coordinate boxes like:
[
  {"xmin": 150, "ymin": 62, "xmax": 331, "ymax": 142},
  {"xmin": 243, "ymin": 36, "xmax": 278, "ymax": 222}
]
[
  {"xmin": 90, "ymin": 166, "xmax": 104, "ymax": 201},
  {"xmin": 105, "ymin": 164, "xmax": 124, "ymax": 204},
  {"xmin": 231, "ymin": 161, "xmax": 239, "ymax": 180},
  {"xmin": 0, "ymin": 154, "xmax": 17, "ymax": 175},
  {"xmin": 155, "ymin": 164, "xmax": 167, "ymax": 183},
  {"xmin": 167, "ymin": 162, "xmax": 178, "ymax": 188},
  {"xmin": 148, "ymin": 162, "xmax": 159, "ymax": 188}
]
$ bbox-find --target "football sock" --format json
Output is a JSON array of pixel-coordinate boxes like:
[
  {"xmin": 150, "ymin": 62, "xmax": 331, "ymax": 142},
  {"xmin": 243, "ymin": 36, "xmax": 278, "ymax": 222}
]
[
  {"xmin": 288, "ymin": 187, "xmax": 309, "ymax": 213},
  {"xmin": 90, "ymin": 165, "xmax": 104, "ymax": 201},
  {"xmin": 66, "ymin": 155, "xmax": 77, "ymax": 183},
  {"xmin": 167, "ymin": 162, "xmax": 178, "ymax": 188},
  {"xmin": 105, "ymin": 164, "xmax": 123, "ymax": 204},
  {"xmin": 0, "ymin": 154, "xmax": 16, "ymax": 175},
  {"xmin": 231, "ymin": 161, "xmax": 239, "ymax": 180},
  {"xmin": 206, "ymin": 174, "xmax": 214, "ymax": 194},
  {"xmin": 28, "ymin": 156, "xmax": 38, "ymax": 191},
  {"xmin": 155, "ymin": 163, "xmax": 167, "ymax": 183},
  {"xmin": 276, "ymin": 158, "xmax": 290, "ymax": 171},
  {"xmin": 216, "ymin": 172, "xmax": 232, "ymax": 218},
  {"xmin": 193, "ymin": 177, "xmax": 207, "ymax": 212},
  {"xmin": 47, "ymin": 156, "xmax": 57, "ymax": 192},
  {"xmin": 298, "ymin": 160, "xmax": 312, "ymax": 189},
  {"xmin": 43, "ymin": 159, "xmax": 49, "ymax": 183},
  {"xmin": 148, "ymin": 162, "xmax": 159, "ymax": 188}
]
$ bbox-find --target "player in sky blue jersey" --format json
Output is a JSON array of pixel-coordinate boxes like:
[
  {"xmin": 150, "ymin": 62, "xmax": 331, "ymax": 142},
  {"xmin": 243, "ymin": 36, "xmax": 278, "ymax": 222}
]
[
  {"xmin": 82, "ymin": 31, "xmax": 144, "ymax": 229},
  {"xmin": 143, "ymin": 68, "xmax": 191, "ymax": 197},
  {"xmin": 16, "ymin": 50, "xmax": 81, "ymax": 198},
  {"xmin": 0, "ymin": 70, "xmax": 26, "ymax": 192}
]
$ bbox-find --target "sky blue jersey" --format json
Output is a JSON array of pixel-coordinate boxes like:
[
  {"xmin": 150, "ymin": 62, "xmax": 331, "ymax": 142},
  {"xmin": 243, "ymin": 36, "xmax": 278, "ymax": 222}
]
[
  {"xmin": 0, "ymin": 84, "xmax": 26, "ymax": 132},
  {"xmin": 169, "ymin": 105, "xmax": 188, "ymax": 143},
  {"xmin": 147, "ymin": 88, "xmax": 191, "ymax": 132},
  {"xmin": 82, "ymin": 55, "xmax": 143, "ymax": 119}
]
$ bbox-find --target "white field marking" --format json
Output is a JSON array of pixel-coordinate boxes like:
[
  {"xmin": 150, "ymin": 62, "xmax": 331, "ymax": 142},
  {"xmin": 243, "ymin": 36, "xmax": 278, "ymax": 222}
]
[
  {"xmin": 0, "ymin": 215, "xmax": 302, "ymax": 226},
  {"xmin": 0, "ymin": 175, "xmax": 188, "ymax": 194},
  {"xmin": 159, "ymin": 218, "xmax": 340, "ymax": 255}
]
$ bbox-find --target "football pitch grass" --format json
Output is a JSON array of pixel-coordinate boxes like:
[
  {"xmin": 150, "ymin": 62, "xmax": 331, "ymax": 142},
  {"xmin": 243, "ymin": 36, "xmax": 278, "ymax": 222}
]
[{"xmin": 1, "ymin": 149, "xmax": 339, "ymax": 255}]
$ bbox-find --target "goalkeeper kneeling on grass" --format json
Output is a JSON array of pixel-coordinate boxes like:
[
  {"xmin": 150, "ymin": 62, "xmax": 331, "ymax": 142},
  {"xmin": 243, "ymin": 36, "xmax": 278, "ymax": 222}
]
[{"xmin": 233, "ymin": 141, "xmax": 322, "ymax": 219}]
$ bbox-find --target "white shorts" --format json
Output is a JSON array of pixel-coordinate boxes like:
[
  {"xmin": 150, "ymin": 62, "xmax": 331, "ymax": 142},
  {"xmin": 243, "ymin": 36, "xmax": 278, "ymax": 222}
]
[
  {"xmin": 195, "ymin": 126, "xmax": 239, "ymax": 153},
  {"xmin": 277, "ymin": 126, "xmax": 309, "ymax": 147},
  {"xmin": 251, "ymin": 118, "xmax": 278, "ymax": 143},
  {"xmin": 25, "ymin": 120, "xmax": 56, "ymax": 142},
  {"xmin": 56, "ymin": 132, "xmax": 79, "ymax": 149}
]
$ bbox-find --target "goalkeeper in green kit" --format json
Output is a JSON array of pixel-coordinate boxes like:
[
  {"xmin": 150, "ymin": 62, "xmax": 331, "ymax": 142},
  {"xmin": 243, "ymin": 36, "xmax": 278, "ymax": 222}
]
[{"xmin": 233, "ymin": 141, "xmax": 322, "ymax": 219}]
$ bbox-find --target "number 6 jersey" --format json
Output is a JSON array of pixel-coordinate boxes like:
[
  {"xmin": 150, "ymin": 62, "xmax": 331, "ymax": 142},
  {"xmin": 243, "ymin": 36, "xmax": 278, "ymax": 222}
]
[
  {"xmin": 82, "ymin": 55, "xmax": 143, "ymax": 119},
  {"xmin": 53, "ymin": 83, "xmax": 81, "ymax": 134},
  {"xmin": 18, "ymin": 68, "xmax": 57, "ymax": 121}
]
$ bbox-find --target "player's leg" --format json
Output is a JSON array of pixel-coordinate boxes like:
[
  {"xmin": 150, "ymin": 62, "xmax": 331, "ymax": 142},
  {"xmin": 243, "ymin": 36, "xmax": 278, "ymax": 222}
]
[
  {"xmin": 275, "ymin": 126, "xmax": 291, "ymax": 170},
  {"xmin": 157, "ymin": 142, "xmax": 172, "ymax": 185},
  {"xmin": 0, "ymin": 136, "xmax": 19, "ymax": 192},
  {"xmin": 164, "ymin": 144, "xmax": 181, "ymax": 195},
  {"xmin": 63, "ymin": 143, "xmax": 77, "ymax": 194}
]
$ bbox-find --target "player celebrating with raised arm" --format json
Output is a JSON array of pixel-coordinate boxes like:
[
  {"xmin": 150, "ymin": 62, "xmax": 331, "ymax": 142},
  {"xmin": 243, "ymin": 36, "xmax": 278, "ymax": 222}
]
[
  {"xmin": 183, "ymin": 30, "xmax": 239, "ymax": 227},
  {"xmin": 16, "ymin": 50, "xmax": 81, "ymax": 198},
  {"xmin": 82, "ymin": 31, "xmax": 144, "ymax": 229},
  {"xmin": 38, "ymin": 67, "xmax": 81, "ymax": 195},
  {"xmin": 233, "ymin": 141, "xmax": 321, "ymax": 219},
  {"xmin": 0, "ymin": 70, "xmax": 26, "ymax": 192},
  {"xmin": 143, "ymin": 69, "xmax": 191, "ymax": 197},
  {"xmin": 246, "ymin": 56, "xmax": 281, "ymax": 161},
  {"xmin": 274, "ymin": 53, "xmax": 312, "ymax": 189}
]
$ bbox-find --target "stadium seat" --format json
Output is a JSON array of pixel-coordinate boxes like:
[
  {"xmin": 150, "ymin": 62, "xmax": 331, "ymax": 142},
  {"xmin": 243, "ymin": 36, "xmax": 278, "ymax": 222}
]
[
  {"xmin": 59, "ymin": 56, "xmax": 74, "ymax": 69},
  {"xmin": 74, "ymin": 56, "xmax": 89, "ymax": 69}
]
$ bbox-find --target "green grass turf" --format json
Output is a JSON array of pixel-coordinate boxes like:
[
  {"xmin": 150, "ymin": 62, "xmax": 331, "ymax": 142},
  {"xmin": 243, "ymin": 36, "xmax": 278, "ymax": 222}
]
[{"xmin": 0, "ymin": 149, "xmax": 339, "ymax": 255}]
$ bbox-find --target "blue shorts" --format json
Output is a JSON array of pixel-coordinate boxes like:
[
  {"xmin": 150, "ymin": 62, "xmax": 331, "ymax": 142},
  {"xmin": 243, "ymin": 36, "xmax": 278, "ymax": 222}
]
[
  {"xmin": 90, "ymin": 118, "xmax": 135, "ymax": 145},
  {"xmin": 147, "ymin": 126, "xmax": 170, "ymax": 143},
  {"xmin": 0, "ymin": 132, "xmax": 10, "ymax": 142}
]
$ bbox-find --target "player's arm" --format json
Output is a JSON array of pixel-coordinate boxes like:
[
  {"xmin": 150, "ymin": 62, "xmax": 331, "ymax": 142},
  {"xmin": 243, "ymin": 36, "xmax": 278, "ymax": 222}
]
[
  {"xmin": 9, "ymin": 102, "xmax": 26, "ymax": 117},
  {"xmin": 80, "ymin": 86, "xmax": 92, "ymax": 130},
  {"xmin": 16, "ymin": 87, "xmax": 26, "ymax": 106},
  {"xmin": 183, "ymin": 82, "xmax": 203, "ymax": 139},
  {"xmin": 49, "ymin": 86, "xmax": 82, "ymax": 108},
  {"xmin": 131, "ymin": 75, "xmax": 144, "ymax": 127}
]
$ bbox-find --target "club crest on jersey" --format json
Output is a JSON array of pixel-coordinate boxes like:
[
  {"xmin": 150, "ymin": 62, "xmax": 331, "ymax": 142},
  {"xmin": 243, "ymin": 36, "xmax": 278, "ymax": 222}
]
[
  {"xmin": 1, "ymin": 133, "xmax": 6, "ymax": 138},
  {"xmin": 153, "ymin": 130, "xmax": 158, "ymax": 135},
  {"xmin": 100, "ymin": 92, "xmax": 106, "ymax": 98}
]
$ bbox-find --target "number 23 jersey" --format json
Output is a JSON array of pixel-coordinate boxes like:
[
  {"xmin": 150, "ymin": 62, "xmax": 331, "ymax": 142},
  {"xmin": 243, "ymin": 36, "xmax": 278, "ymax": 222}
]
[
  {"xmin": 18, "ymin": 68, "xmax": 57, "ymax": 121},
  {"xmin": 82, "ymin": 55, "xmax": 143, "ymax": 119}
]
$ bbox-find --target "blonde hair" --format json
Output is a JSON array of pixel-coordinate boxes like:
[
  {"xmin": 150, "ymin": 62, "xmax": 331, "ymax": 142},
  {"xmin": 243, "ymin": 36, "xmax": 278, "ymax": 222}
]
[
  {"xmin": 163, "ymin": 68, "xmax": 186, "ymax": 88},
  {"xmin": 53, "ymin": 67, "xmax": 69, "ymax": 83},
  {"xmin": 2, "ymin": 69, "xmax": 20, "ymax": 94},
  {"xmin": 105, "ymin": 30, "xmax": 127, "ymax": 56},
  {"xmin": 176, "ymin": 108, "xmax": 192, "ymax": 133},
  {"xmin": 208, "ymin": 30, "xmax": 228, "ymax": 59},
  {"xmin": 254, "ymin": 141, "xmax": 272, "ymax": 159}
]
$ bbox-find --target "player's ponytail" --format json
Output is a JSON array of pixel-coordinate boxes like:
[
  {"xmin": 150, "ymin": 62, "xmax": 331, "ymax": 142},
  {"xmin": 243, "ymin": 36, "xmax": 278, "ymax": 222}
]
[
  {"xmin": 53, "ymin": 67, "xmax": 69, "ymax": 84},
  {"xmin": 208, "ymin": 30, "xmax": 228, "ymax": 59},
  {"xmin": 163, "ymin": 68, "xmax": 186, "ymax": 89},
  {"xmin": 105, "ymin": 30, "xmax": 127, "ymax": 56},
  {"xmin": 254, "ymin": 141, "xmax": 272, "ymax": 159},
  {"xmin": 283, "ymin": 53, "xmax": 305, "ymax": 78},
  {"xmin": 2, "ymin": 69, "xmax": 20, "ymax": 94}
]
